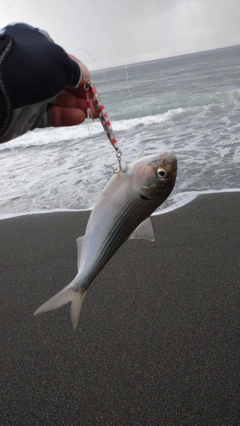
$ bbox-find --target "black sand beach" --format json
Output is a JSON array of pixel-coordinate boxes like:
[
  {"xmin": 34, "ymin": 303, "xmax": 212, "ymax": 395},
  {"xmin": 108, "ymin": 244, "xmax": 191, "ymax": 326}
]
[{"xmin": 0, "ymin": 193, "xmax": 239, "ymax": 425}]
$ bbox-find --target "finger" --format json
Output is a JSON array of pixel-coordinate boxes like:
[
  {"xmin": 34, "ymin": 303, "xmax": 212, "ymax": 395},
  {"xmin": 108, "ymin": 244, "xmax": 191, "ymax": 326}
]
[
  {"xmin": 68, "ymin": 55, "xmax": 90, "ymax": 86},
  {"xmin": 50, "ymin": 106, "xmax": 86, "ymax": 127},
  {"xmin": 65, "ymin": 85, "xmax": 86, "ymax": 97},
  {"xmin": 55, "ymin": 88, "xmax": 99, "ymax": 119},
  {"xmin": 78, "ymin": 61, "xmax": 90, "ymax": 85},
  {"xmin": 54, "ymin": 90, "xmax": 87, "ymax": 109}
]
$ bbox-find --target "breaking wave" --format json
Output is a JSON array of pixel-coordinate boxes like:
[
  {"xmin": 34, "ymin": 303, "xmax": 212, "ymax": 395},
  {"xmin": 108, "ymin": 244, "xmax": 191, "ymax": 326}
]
[{"xmin": 1, "ymin": 46, "xmax": 240, "ymax": 220}]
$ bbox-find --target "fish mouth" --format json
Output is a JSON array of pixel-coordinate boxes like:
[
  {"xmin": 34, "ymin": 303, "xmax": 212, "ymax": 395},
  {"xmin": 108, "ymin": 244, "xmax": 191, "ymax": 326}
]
[
  {"xmin": 161, "ymin": 153, "xmax": 177, "ymax": 176},
  {"xmin": 160, "ymin": 152, "xmax": 177, "ymax": 164}
]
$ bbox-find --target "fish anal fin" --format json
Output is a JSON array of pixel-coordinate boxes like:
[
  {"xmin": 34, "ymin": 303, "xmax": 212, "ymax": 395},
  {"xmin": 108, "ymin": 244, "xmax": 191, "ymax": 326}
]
[{"xmin": 129, "ymin": 217, "xmax": 155, "ymax": 241}]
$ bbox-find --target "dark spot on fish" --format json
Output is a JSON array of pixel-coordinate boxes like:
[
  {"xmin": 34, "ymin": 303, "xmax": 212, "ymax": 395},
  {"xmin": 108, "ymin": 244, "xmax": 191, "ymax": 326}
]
[{"xmin": 140, "ymin": 194, "xmax": 149, "ymax": 200}]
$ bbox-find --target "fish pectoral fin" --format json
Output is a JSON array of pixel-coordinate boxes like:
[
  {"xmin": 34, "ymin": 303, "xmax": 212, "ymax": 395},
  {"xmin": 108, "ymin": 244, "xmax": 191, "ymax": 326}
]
[
  {"xmin": 77, "ymin": 236, "xmax": 85, "ymax": 270},
  {"xmin": 129, "ymin": 217, "xmax": 155, "ymax": 241}
]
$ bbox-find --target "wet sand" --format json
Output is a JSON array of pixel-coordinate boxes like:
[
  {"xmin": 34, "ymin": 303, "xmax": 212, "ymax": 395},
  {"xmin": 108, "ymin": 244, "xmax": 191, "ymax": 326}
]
[{"xmin": 0, "ymin": 193, "xmax": 239, "ymax": 425}]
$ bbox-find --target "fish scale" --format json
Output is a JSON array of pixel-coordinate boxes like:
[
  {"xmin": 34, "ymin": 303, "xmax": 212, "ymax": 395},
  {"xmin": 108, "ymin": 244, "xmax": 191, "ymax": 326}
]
[{"xmin": 78, "ymin": 199, "xmax": 144, "ymax": 284}]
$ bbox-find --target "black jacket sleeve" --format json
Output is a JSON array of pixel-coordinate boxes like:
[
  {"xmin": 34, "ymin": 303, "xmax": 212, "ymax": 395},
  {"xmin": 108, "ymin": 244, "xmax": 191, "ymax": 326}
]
[{"xmin": 0, "ymin": 23, "xmax": 81, "ymax": 142}]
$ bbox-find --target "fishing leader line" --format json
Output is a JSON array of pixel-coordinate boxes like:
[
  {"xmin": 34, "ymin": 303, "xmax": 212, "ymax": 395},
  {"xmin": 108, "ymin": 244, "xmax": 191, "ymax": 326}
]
[
  {"xmin": 75, "ymin": 49, "xmax": 136, "ymax": 173},
  {"xmin": 0, "ymin": 0, "xmax": 16, "ymax": 21}
]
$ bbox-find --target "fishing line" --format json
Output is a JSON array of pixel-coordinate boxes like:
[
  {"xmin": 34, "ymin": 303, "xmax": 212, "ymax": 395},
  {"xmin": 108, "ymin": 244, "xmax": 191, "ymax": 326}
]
[
  {"xmin": 74, "ymin": 47, "xmax": 109, "ymax": 86},
  {"xmin": 73, "ymin": 43, "xmax": 124, "ymax": 140},
  {"xmin": 75, "ymin": 47, "xmax": 135, "ymax": 171},
  {"xmin": 74, "ymin": 47, "xmax": 116, "ymax": 116},
  {"xmin": 0, "ymin": 0, "xmax": 16, "ymax": 21},
  {"xmin": 74, "ymin": 47, "xmax": 134, "ymax": 116},
  {"xmin": 125, "ymin": 51, "xmax": 132, "ymax": 99},
  {"xmin": 109, "ymin": 51, "xmax": 133, "ymax": 116}
]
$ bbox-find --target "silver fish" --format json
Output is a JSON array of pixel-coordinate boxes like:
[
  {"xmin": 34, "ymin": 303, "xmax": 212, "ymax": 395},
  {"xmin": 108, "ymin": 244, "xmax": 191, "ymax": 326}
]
[{"xmin": 34, "ymin": 152, "xmax": 177, "ymax": 329}]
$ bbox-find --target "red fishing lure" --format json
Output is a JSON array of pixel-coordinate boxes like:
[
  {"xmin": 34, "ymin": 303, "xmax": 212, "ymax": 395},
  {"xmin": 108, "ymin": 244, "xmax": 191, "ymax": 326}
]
[{"xmin": 84, "ymin": 82, "xmax": 122, "ymax": 172}]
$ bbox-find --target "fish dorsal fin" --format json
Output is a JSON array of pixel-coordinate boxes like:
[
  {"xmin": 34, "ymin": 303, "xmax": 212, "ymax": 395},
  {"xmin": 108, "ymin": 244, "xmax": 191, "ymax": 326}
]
[
  {"xmin": 129, "ymin": 217, "xmax": 155, "ymax": 241},
  {"xmin": 76, "ymin": 236, "xmax": 85, "ymax": 270},
  {"xmin": 139, "ymin": 143, "xmax": 146, "ymax": 158}
]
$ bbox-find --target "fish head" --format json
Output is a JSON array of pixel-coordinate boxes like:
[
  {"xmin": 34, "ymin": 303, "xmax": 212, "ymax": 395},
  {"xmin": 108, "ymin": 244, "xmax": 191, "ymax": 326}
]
[{"xmin": 131, "ymin": 152, "xmax": 177, "ymax": 204}]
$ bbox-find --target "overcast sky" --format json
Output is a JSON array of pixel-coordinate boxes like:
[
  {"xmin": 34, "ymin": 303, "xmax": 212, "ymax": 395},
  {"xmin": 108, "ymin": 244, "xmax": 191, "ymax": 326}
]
[{"xmin": 1, "ymin": 0, "xmax": 240, "ymax": 70}]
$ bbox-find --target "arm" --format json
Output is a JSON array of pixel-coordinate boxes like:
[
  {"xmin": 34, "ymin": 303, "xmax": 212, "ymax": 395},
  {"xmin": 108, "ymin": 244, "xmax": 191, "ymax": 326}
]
[{"xmin": 0, "ymin": 23, "xmax": 95, "ymax": 143}]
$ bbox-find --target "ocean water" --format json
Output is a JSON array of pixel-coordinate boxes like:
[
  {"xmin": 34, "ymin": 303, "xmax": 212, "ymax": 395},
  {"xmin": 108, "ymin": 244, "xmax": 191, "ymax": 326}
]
[{"xmin": 0, "ymin": 45, "xmax": 240, "ymax": 219}]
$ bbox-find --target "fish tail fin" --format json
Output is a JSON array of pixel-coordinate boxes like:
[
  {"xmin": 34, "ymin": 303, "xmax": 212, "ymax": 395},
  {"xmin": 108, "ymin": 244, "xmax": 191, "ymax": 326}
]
[
  {"xmin": 34, "ymin": 285, "xmax": 87, "ymax": 330},
  {"xmin": 70, "ymin": 291, "xmax": 86, "ymax": 329}
]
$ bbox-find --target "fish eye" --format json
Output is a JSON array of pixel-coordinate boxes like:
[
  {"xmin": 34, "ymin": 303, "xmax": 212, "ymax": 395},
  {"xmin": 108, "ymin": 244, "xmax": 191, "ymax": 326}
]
[{"xmin": 157, "ymin": 167, "xmax": 167, "ymax": 178}]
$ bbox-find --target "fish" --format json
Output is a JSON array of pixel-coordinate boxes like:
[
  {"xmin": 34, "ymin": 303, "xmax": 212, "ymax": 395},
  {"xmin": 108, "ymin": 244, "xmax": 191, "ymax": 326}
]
[{"xmin": 34, "ymin": 151, "xmax": 177, "ymax": 329}]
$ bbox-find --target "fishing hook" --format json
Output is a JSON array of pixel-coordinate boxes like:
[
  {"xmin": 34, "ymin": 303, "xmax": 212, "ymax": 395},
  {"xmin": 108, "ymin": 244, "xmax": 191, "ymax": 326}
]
[{"xmin": 112, "ymin": 149, "xmax": 123, "ymax": 174}]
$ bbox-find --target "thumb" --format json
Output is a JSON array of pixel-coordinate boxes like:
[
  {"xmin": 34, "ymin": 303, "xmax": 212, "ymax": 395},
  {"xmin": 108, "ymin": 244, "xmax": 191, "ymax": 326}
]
[{"xmin": 69, "ymin": 55, "xmax": 90, "ymax": 86}]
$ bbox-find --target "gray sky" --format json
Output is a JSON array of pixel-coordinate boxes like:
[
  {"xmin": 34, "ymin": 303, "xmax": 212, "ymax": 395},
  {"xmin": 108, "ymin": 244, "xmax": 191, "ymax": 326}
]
[{"xmin": 1, "ymin": 0, "xmax": 240, "ymax": 69}]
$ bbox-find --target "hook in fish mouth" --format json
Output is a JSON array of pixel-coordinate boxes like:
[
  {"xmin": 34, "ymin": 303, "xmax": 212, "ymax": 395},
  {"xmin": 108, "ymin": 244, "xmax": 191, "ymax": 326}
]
[{"xmin": 112, "ymin": 166, "xmax": 120, "ymax": 174}]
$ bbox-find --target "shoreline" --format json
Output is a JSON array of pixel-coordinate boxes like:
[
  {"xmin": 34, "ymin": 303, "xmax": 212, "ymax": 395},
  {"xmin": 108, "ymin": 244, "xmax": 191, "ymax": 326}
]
[
  {"xmin": 1, "ymin": 187, "xmax": 240, "ymax": 221},
  {"xmin": 1, "ymin": 192, "xmax": 239, "ymax": 425}
]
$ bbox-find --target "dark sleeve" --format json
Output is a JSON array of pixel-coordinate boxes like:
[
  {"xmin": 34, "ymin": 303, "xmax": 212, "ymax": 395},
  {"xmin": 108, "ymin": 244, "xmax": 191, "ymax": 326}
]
[{"xmin": 0, "ymin": 23, "xmax": 81, "ymax": 139}]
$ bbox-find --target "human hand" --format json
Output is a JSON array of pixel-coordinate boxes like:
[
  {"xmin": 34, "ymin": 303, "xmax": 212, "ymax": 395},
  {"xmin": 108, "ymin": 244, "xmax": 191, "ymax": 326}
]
[{"xmin": 50, "ymin": 56, "xmax": 98, "ymax": 127}]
